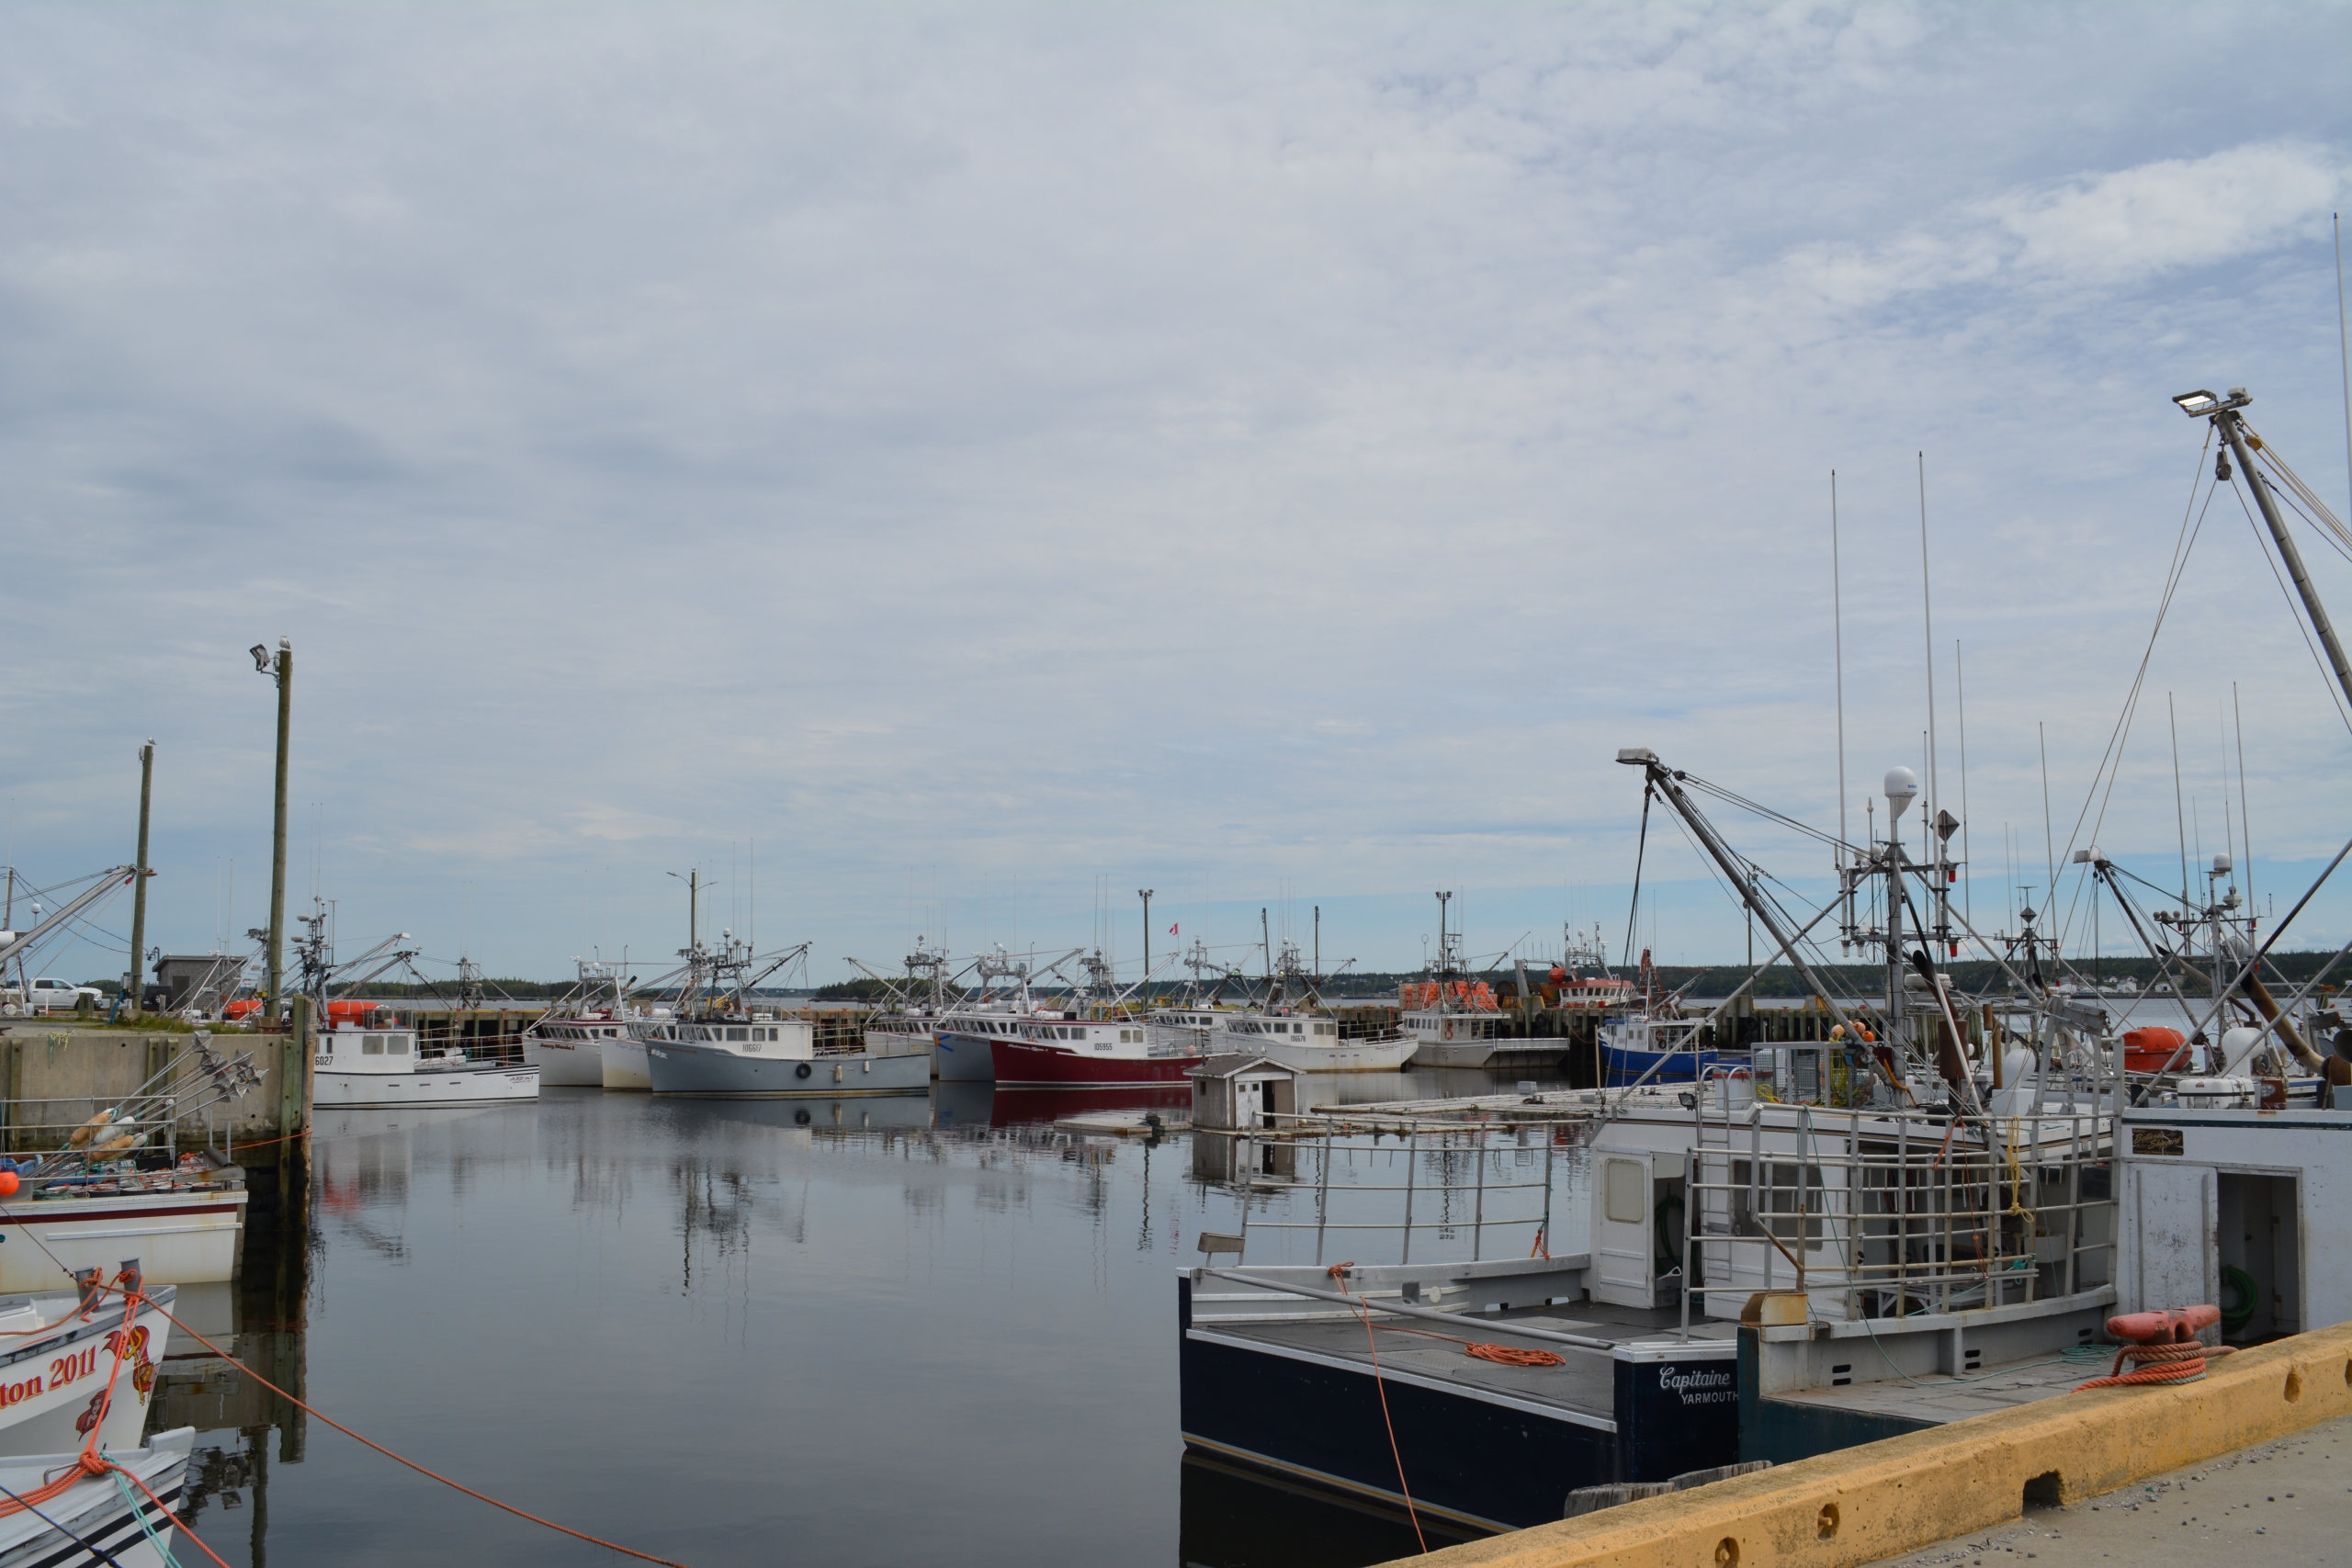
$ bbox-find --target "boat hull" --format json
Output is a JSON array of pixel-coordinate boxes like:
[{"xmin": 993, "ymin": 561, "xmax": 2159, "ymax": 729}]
[
  {"xmin": 933, "ymin": 1031, "xmax": 998, "ymax": 1082},
  {"xmin": 0, "ymin": 1428, "xmax": 192, "ymax": 1567},
  {"xmin": 1247, "ymin": 1035, "xmax": 1419, "ymax": 1073},
  {"xmin": 1410, "ymin": 1038, "xmax": 1496, "ymax": 1068},
  {"xmin": 648, "ymin": 1043, "xmax": 930, "ymax": 1098},
  {"xmin": 0, "ymin": 1286, "xmax": 174, "ymax": 1458},
  {"xmin": 0, "ymin": 1191, "xmax": 245, "ymax": 1295},
  {"xmin": 522, "ymin": 1036, "xmax": 606, "ymax": 1087},
  {"xmin": 314, "ymin": 1063, "xmax": 539, "ymax": 1109},
  {"xmin": 988, "ymin": 1035, "xmax": 1193, "ymax": 1087},
  {"xmin": 603, "ymin": 1036, "xmax": 652, "ymax": 1090},
  {"xmin": 0, "ymin": 1438, "xmax": 192, "ymax": 1568},
  {"xmin": 1600, "ymin": 1045, "xmax": 1722, "ymax": 1085}
]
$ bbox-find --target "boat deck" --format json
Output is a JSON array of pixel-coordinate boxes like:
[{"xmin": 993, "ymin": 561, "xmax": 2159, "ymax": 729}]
[
  {"xmin": 1770, "ymin": 1346, "xmax": 2098, "ymax": 1426},
  {"xmin": 1188, "ymin": 1303, "xmax": 1734, "ymax": 1423}
]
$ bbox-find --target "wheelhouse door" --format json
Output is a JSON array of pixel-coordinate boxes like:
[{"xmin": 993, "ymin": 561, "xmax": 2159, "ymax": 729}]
[{"xmin": 1592, "ymin": 1150, "xmax": 1657, "ymax": 1307}]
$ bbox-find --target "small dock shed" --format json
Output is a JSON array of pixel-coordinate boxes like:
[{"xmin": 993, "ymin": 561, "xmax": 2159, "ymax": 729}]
[{"xmin": 1188, "ymin": 1055, "xmax": 1298, "ymax": 1133}]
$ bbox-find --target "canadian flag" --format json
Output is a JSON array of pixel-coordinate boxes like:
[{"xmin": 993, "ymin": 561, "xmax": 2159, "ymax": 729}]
[{"xmin": 1168, "ymin": 922, "xmax": 1179, "ymax": 935}]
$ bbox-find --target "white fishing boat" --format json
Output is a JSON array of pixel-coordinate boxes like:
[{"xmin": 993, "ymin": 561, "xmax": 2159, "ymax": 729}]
[
  {"xmin": 312, "ymin": 1022, "xmax": 539, "ymax": 1108},
  {"xmin": 1398, "ymin": 902, "xmax": 1507, "ymax": 1066},
  {"xmin": 647, "ymin": 1019, "xmax": 929, "ymax": 1098},
  {"xmin": 1204, "ymin": 1011, "xmax": 1417, "ymax": 1072},
  {"xmin": 608, "ymin": 1018, "xmax": 662, "ymax": 1089},
  {"xmin": 524, "ymin": 960, "xmax": 632, "ymax": 1088},
  {"xmin": 0, "ymin": 1179, "xmax": 245, "ymax": 1297},
  {"xmin": 0, "ymin": 1273, "xmax": 174, "ymax": 1458},
  {"xmin": 0, "ymin": 1427, "xmax": 195, "ymax": 1567}
]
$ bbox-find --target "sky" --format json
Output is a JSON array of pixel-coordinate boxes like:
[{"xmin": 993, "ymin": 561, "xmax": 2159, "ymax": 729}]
[{"xmin": 4, "ymin": 3, "xmax": 2351, "ymax": 992}]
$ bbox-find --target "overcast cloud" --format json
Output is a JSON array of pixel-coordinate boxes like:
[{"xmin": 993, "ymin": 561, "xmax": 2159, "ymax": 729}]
[{"xmin": 4, "ymin": 4, "xmax": 2349, "ymax": 987}]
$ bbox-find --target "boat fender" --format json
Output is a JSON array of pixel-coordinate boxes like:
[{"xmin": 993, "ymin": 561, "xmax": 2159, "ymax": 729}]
[
  {"xmin": 794, "ymin": 1062, "xmax": 812, "ymax": 1079},
  {"xmin": 0, "ymin": 1170, "xmax": 16, "ymax": 1198}
]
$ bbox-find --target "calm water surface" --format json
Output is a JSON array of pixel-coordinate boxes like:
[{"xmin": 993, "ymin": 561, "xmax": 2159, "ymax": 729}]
[{"xmin": 150, "ymin": 1066, "xmax": 1573, "ymax": 1567}]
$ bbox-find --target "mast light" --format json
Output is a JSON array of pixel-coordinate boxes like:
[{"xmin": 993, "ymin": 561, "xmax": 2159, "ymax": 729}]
[{"xmin": 2171, "ymin": 388, "xmax": 2249, "ymax": 417}]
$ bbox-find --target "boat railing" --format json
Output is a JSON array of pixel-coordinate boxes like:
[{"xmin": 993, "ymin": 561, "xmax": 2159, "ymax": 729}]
[
  {"xmin": 1221, "ymin": 1111, "xmax": 1581, "ymax": 1269},
  {"xmin": 0, "ymin": 1095, "xmax": 185, "ymax": 1166},
  {"xmin": 1679, "ymin": 1092, "xmax": 2118, "ymax": 1328}
]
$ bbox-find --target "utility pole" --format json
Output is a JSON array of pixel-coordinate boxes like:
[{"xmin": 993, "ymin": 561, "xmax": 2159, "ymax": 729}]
[
  {"xmin": 1261, "ymin": 907, "xmax": 1271, "ymax": 981},
  {"xmin": 1137, "ymin": 889, "xmax": 1153, "ymax": 1000},
  {"xmin": 1313, "ymin": 905, "xmax": 1319, "ymax": 979},
  {"xmin": 253, "ymin": 639, "xmax": 291, "ymax": 1021},
  {"xmin": 128, "ymin": 740, "xmax": 154, "ymax": 1016}
]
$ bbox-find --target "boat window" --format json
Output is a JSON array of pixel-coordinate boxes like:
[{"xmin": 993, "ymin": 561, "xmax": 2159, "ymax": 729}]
[
  {"xmin": 362, "ymin": 1033, "xmax": 384, "ymax": 1055},
  {"xmin": 389, "ymin": 1035, "xmax": 409, "ymax": 1055},
  {"xmin": 1603, "ymin": 1159, "xmax": 1645, "ymax": 1224},
  {"xmin": 728, "ymin": 1028, "xmax": 748, "ymax": 1043}
]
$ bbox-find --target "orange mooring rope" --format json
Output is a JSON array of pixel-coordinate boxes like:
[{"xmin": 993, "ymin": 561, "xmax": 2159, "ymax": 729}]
[
  {"xmin": 126, "ymin": 1290, "xmax": 695, "ymax": 1567},
  {"xmin": 2074, "ymin": 1338, "xmax": 2234, "ymax": 1390},
  {"xmin": 1329, "ymin": 1263, "xmax": 1427, "ymax": 1554}
]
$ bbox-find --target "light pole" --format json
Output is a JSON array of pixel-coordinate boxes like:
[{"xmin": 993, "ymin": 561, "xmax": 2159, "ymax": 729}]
[
  {"xmin": 1137, "ymin": 889, "xmax": 1153, "ymax": 1000},
  {"xmin": 127, "ymin": 740, "xmax": 154, "ymax": 1017},
  {"xmin": 251, "ymin": 640, "xmax": 291, "ymax": 1020}
]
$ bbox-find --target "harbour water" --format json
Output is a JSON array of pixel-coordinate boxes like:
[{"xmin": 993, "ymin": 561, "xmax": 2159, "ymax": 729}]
[{"xmin": 154, "ymin": 1066, "xmax": 1576, "ymax": 1567}]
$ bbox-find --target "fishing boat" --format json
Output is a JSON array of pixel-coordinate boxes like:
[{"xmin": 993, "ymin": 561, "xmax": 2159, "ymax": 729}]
[
  {"xmin": 977, "ymin": 1012, "xmax": 1201, "ymax": 1087},
  {"xmin": 523, "ymin": 960, "xmax": 631, "ymax": 1088},
  {"xmin": 1399, "ymin": 903, "xmax": 1506, "ymax": 1066},
  {"xmin": 1206, "ymin": 1011, "xmax": 1417, "ymax": 1072},
  {"xmin": 0, "ymin": 1427, "xmax": 195, "ymax": 1566},
  {"xmin": 0, "ymin": 1174, "xmax": 244, "ymax": 1297},
  {"xmin": 646, "ymin": 1018, "xmax": 929, "ymax": 1098},
  {"xmin": 312, "ymin": 1021, "xmax": 539, "ymax": 1108},
  {"xmin": 1594, "ymin": 1010, "xmax": 1717, "ymax": 1086},
  {"xmin": 0, "ymin": 1271, "xmax": 174, "ymax": 1458}
]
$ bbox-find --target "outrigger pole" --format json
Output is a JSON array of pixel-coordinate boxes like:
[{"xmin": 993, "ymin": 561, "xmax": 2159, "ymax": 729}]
[
  {"xmin": 1614, "ymin": 750, "xmax": 1858, "ymax": 1039},
  {"xmin": 2176, "ymin": 389, "xmax": 2352, "ymax": 713}
]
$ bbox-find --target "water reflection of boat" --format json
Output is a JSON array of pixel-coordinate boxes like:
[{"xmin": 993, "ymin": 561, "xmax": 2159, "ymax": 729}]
[
  {"xmin": 934, "ymin": 1083, "xmax": 1191, "ymax": 1130},
  {"xmin": 1178, "ymin": 1450, "xmax": 1478, "ymax": 1568},
  {"xmin": 691, "ymin": 1096, "xmax": 937, "ymax": 1134}
]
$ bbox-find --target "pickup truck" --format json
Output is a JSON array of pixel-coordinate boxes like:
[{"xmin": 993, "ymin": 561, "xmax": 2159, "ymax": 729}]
[{"xmin": 24, "ymin": 977, "xmax": 104, "ymax": 1013}]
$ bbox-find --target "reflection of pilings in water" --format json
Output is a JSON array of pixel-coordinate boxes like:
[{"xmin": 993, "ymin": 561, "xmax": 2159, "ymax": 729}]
[
  {"xmin": 673, "ymin": 1161, "xmax": 759, "ymax": 1293},
  {"xmin": 146, "ymin": 1255, "xmax": 311, "ymax": 1568}
]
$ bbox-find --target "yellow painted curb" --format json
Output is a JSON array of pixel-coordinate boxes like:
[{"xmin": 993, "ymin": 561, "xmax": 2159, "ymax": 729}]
[{"xmin": 1391, "ymin": 1323, "xmax": 2352, "ymax": 1568}]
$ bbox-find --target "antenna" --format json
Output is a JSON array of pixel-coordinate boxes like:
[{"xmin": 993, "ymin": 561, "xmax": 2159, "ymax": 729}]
[
  {"xmin": 2337, "ymin": 211, "xmax": 2350, "ymax": 525},
  {"xmin": 1956, "ymin": 638, "xmax": 1971, "ymax": 931},
  {"xmin": 2038, "ymin": 723, "xmax": 2055, "ymax": 903},
  {"xmin": 1917, "ymin": 454, "xmax": 1940, "ymax": 841},
  {"xmin": 2233, "ymin": 682, "xmax": 2254, "ymax": 919},
  {"xmin": 1831, "ymin": 470, "xmax": 1849, "ymax": 855},
  {"xmin": 2168, "ymin": 692, "xmax": 2190, "ymax": 913}
]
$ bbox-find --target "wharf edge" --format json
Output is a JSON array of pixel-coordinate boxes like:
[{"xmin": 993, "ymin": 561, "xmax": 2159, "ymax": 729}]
[{"xmin": 1380, "ymin": 1321, "xmax": 2352, "ymax": 1568}]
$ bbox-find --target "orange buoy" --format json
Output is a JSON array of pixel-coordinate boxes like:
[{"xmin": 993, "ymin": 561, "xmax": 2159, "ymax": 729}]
[{"xmin": 0, "ymin": 1170, "xmax": 17, "ymax": 1198}]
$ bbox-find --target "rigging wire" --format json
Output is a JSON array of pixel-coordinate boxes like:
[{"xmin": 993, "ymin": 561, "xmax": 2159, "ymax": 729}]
[
  {"xmin": 2231, "ymin": 478, "xmax": 2352, "ymax": 735},
  {"xmin": 2050, "ymin": 437, "xmax": 2220, "ymax": 953}
]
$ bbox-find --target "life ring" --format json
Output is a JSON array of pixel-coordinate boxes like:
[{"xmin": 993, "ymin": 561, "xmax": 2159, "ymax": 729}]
[
  {"xmin": 1442, "ymin": 1019, "xmax": 1456, "ymax": 1041},
  {"xmin": 794, "ymin": 1062, "xmax": 813, "ymax": 1079}
]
